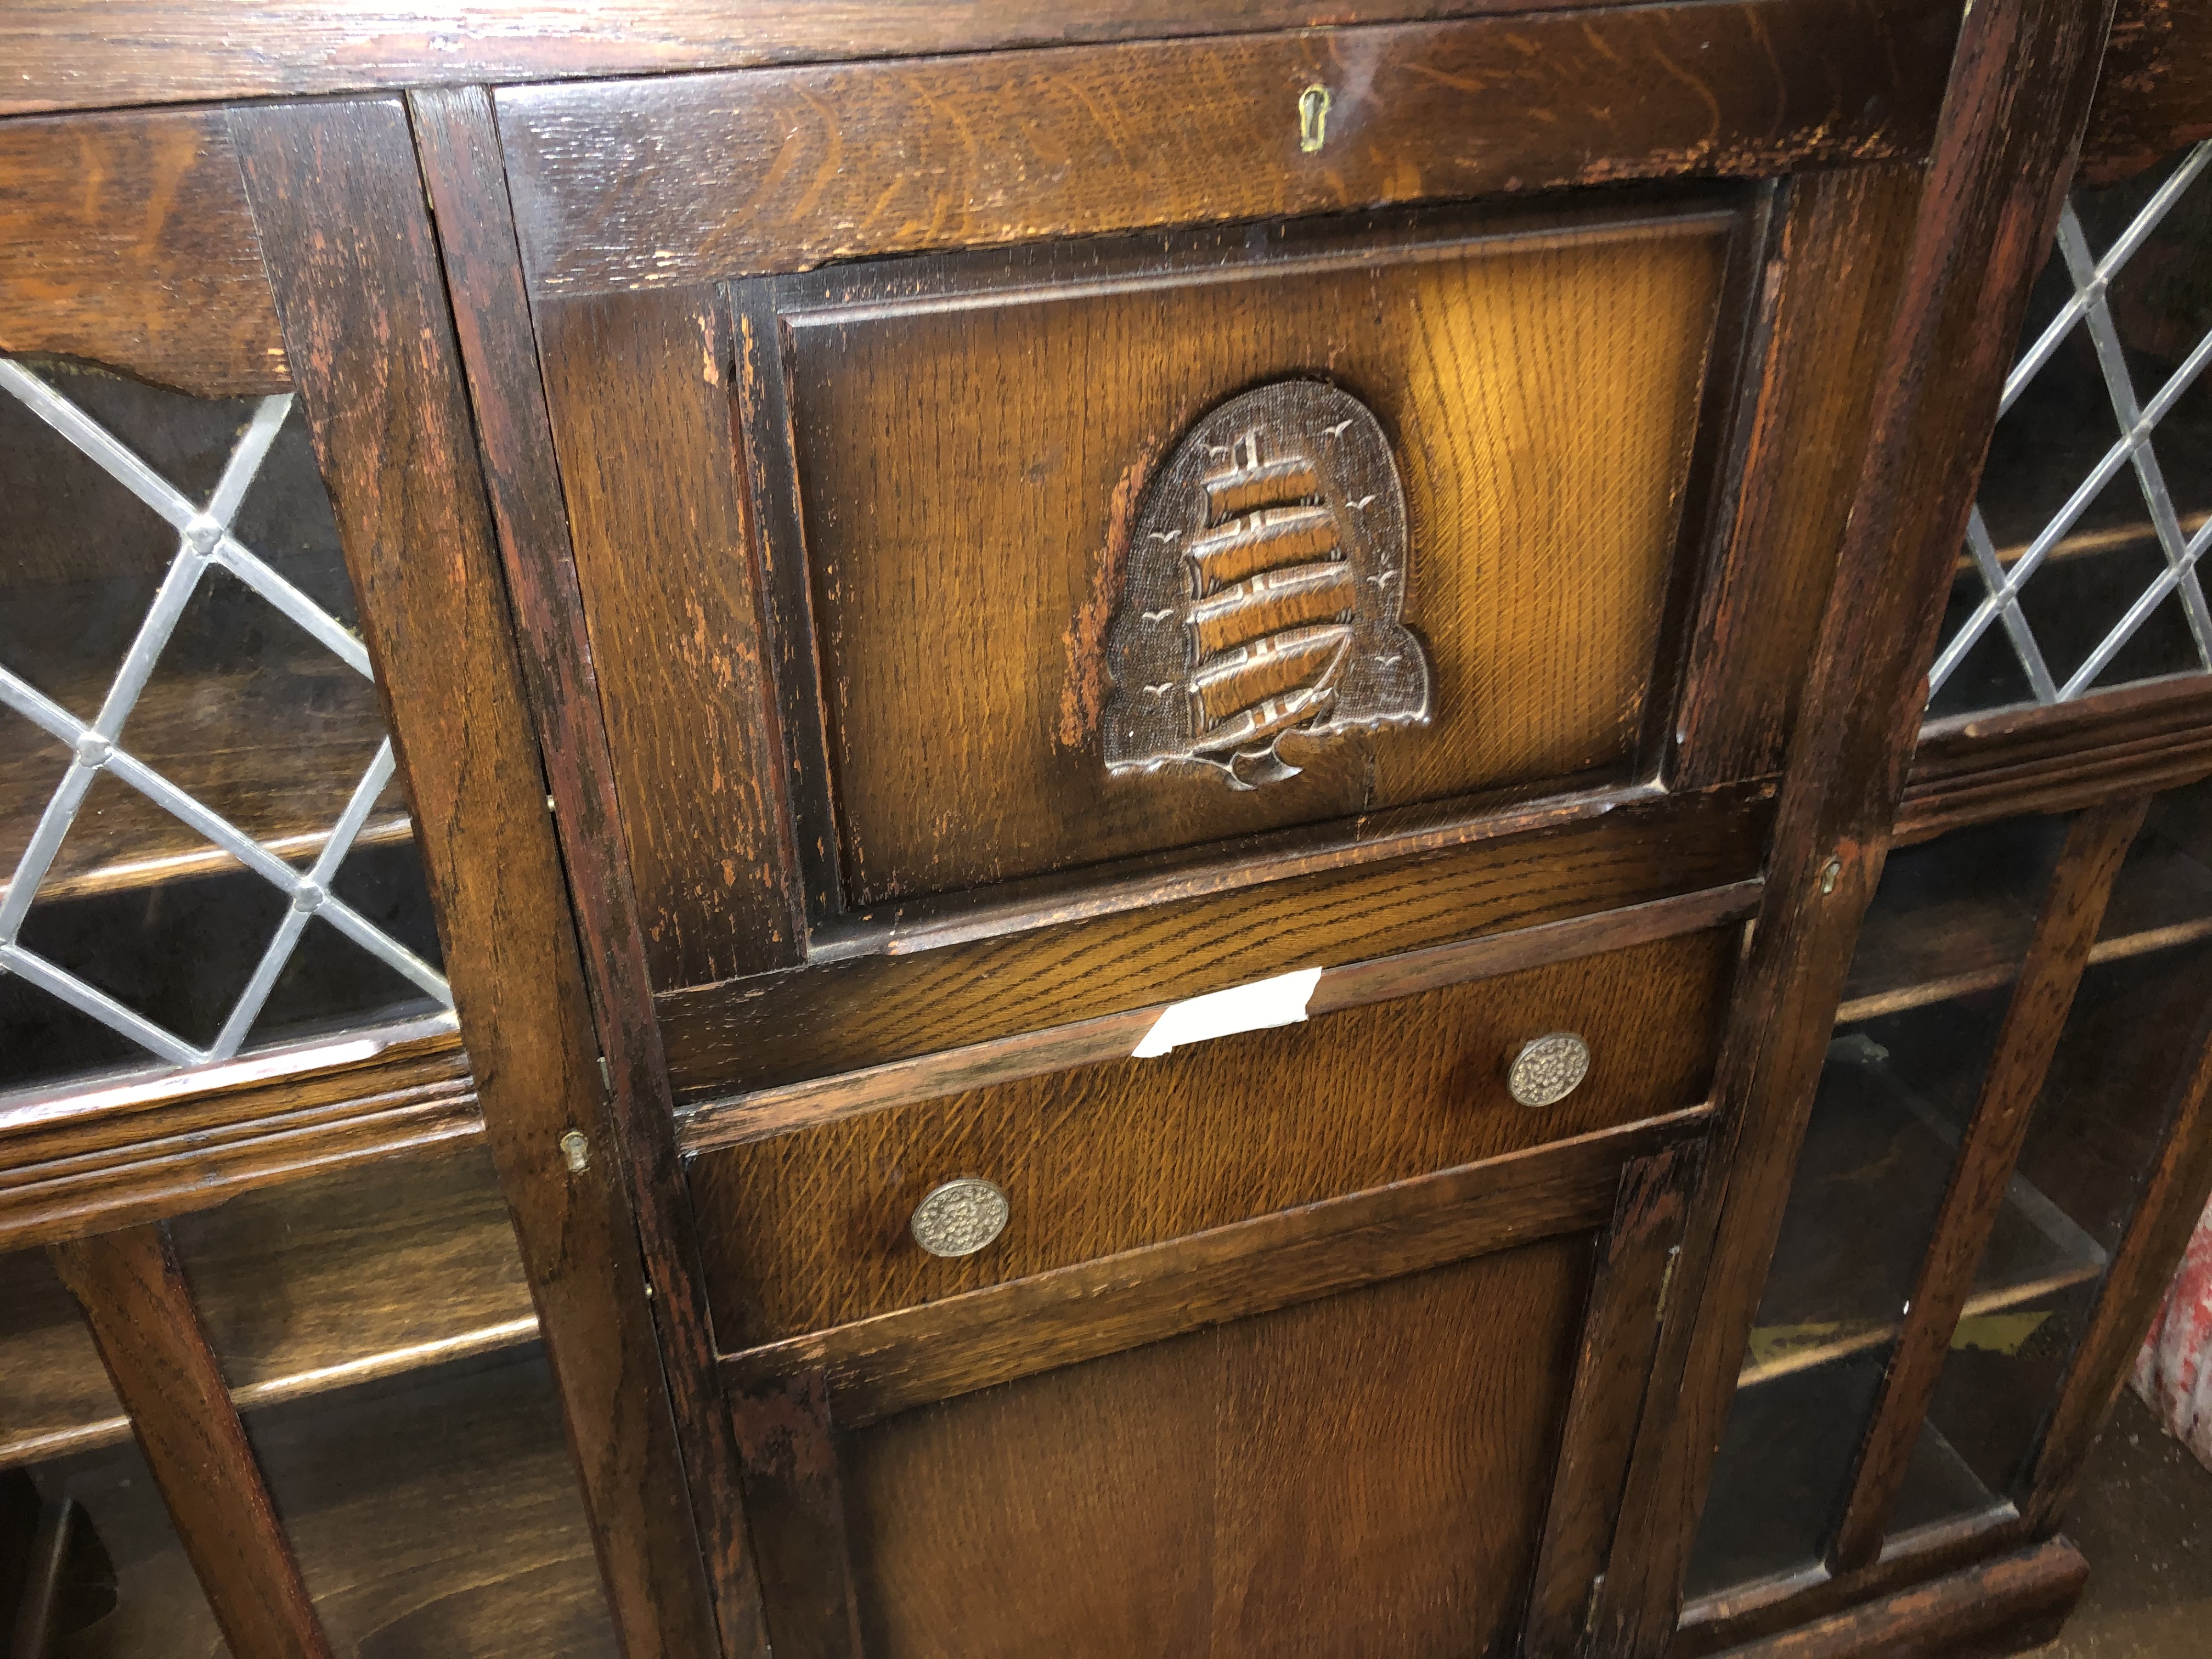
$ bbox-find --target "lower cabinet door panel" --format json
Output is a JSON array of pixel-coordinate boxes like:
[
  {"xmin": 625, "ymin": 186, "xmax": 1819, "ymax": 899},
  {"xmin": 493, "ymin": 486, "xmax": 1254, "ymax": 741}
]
[
  {"xmin": 725, "ymin": 1125, "xmax": 1701, "ymax": 1659},
  {"xmin": 842, "ymin": 1239, "xmax": 1590, "ymax": 1659}
]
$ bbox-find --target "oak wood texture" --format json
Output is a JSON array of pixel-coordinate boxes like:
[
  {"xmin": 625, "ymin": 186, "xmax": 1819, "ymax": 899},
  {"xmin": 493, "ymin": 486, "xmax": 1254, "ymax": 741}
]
[
  {"xmin": 681, "ymin": 879, "xmax": 1760, "ymax": 1152},
  {"xmin": 690, "ymin": 927, "xmax": 1734, "ymax": 1345},
  {"xmin": 745, "ymin": 198, "xmax": 1736, "ymax": 911},
  {"xmin": 1828, "ymin": 799, "xmax": 2146, "ymax": 1570},
  {"xmin": 718, "ymin": 1108, "xmax": 1703, "ymax": 1431},
  {"xmin": 0, "ymin": 1018, "xmax": 475, "ymax": 1251},
  {"xmin": 2023, "ymin": 958, "xmax": 2212, "ymax": 1527},
  {"xmin": 1525, "ymin": 1144, "xmax": 1700, "ymax": 1658},
  {"xmin": 663, "ymin": 777, "xmax": 1773, "ymax": 1096},
  {"xmin": 3, "ymin": 1143, "xmax": 536, "ymax": 1469},
  {"xmin": 494, "ymin": 0, "xmax": 1959, "ymax": 297},
  {"xmin": 1899, "ymin": 675, "xmax": 2212, "ymax": 845},
  {"xmin": 1701, "ymin": 1537, "xmax": 2088, "ymax": 1659},
  {"xmin": 1593, "ymin": 1, "xmax": 2126, "ymax": 1647},
  {"xmin": 48, "ymin": 1223, "xmax": 333, "ymax": 1659},
  {"xmin": 729, "ymin": 1370, "xmax": 862, "ymax": 1659},
  {"xmin": 33, "ymin": 1349, "xmax": 620, "ymax": 1659},
  {"xmin": 229, "ymin": 96, "xmax": 720, "ymax": 1659},
  {"xmin": 0, "ymin": 0, "xmax": 1931, "ymax": 119},
  {"xmin": 2081, "ymin": 0, "xmax": 2212, "ymax": 185},
  {"xmin": 1674, "ymin": 166, "xmax": 1927, "ymax": 787},
  {"xmin": 409, "ymin": 83, "xmax": 764, "ymax": 1659},
  {"xmin": 838, "ymin": 1233, "xmax": 1593, "ymax": 1659},
  {"xmin": 0, "ymin": 109, "xmax": 287, "ymax": 397}
]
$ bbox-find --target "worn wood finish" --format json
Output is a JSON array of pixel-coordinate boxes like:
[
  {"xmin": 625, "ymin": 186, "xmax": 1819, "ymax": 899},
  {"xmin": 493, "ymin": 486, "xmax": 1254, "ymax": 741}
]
[
  {"xmin": 230, "ymin": 97, "xmax": 721, "ymax": 1659},
  {"xmin": 0, "ymin": 1020, "xmax": 475, "ymax": 1251},
  {"xmin": 496, "ymin": 0, "xmax": 1957, "ymax": 296},
  {"xmin": 841, "ymin": 1233, "xmax": 1592, "ymax": 1659},
  {"xmin": 1525, "ymin": 1144, "xmax": 1699, "ymax": 1658},
  {"xmin": 0, "ymin": 109, "xmax": 287, "ymax": 397},
  {"xmin": 740, "ymin": 199, "xmax": 1737, "ymax": 911},
  {"xmin": 1702, "ymin": 1537, "xmax": 2088, "ymax": 1659},
  {"xmin": 1899, "ymin": 675, "xmax": 2212, "ymax": 844},
  {"xmin": 729, "ymin": 1370, "xmax": 862, "ymax": 1659},
  {"xmin": 2081, "ymin": 0, "xmax": 2212, "ymax": 185},
  {"xmin": 1675, "ymin": 166, "xmax": 1927, "ymax": 787},
  {"xmin": 529, "ymin": 284, "xmax": 799, "ymax": 989},
  {"xmin": 663, "ymin": 777, "xmax": 1771, "ymax": 1095},
  {"xmin": 2023, "ymin": 974, "xmax": 2212, "ymax": 1527},
  {"xmin": 4, "ymin": 1143, "xmax": 537, "ymax": 1469},
  {"xmin": 1595, "ymin": 1, "xmax": 2124, "ymax": 1647},
  {"xmin": 719, "ymin": 1108, "xmax": 1702, "ymax": 1429},
  {"xmin": 681, "ymin": 880, "xmax": 1759, "ymax": 1151},
  {"xmin": 48, "ymin": 1224, "xmax": 332, "ymax": 1659},
  {"xmin": 691, "ymin": 928, "xmax": 1733, "ymax": 1344},
  {"xmin": 5, "ymin": 0, "xmax": 1939, "ymax": 119},
  {"xmin": 409, "ymin": 84, "xmax": 764, "ymax": 1659},
  {"xmin": 1828, "ymin": 799, "xmax": 2145, "ymax": 1571}
]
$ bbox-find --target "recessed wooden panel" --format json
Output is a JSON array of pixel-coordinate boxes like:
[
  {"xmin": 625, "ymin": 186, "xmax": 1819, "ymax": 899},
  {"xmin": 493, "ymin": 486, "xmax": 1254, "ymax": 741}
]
[
  {"xmin": 840, "ymin": 1237, "xmax": 1590, "ymax": 1659},
  {"xmin": 688, "ymin": 925, "xmax": 1734, "ymax": 1344},
  {"xmin": 759, "ymin": 199, "xmax": 1736, "ymax": 909}
]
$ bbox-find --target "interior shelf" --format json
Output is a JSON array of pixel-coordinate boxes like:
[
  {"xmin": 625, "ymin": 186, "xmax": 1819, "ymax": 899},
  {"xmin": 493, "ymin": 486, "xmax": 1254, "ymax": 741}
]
[
  {"xmin": 0, "ymin": 1143, "xmax": 536, "ymax": 1469},
  {"xmin": 1739, "ymin": 1036, "xmax": 2107, "ymax": 1388},
  {"xmin": 27, "ymin": 1349, "xmax": 615, "ymax": 1658},
  {"xmin": 1837, "ymin": 814, "xmax": 2212, "ymax": 1024}
]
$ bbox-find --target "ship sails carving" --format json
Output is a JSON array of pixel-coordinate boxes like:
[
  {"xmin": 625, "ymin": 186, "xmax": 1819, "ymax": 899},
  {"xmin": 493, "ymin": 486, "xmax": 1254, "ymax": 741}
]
[{"xmin": 1105, "ymin": 381, "xmax": 1431, "ymax": 789}]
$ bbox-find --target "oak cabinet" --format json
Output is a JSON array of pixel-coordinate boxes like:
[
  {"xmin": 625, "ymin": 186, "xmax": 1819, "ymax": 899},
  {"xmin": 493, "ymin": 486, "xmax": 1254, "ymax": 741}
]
[{"xmin": 4, "ymin": 5, "xmax": 2212, "ymax": 1659}]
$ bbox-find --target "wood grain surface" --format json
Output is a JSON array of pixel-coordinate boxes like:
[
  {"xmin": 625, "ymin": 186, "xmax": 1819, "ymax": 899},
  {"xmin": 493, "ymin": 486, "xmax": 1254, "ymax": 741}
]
[
  {"xmin": 49, "ymin": 1223, "xmax": 334, "ymax": 1659},
  {"xmin": 2081, "ymin": 0, "xmax": 2212, "ymax": 184},
  {"xmin": 0, "ymin": 1020, "xmax": 475, "ymax": 1251},
  {"xmin": 1590, "ymin": 0, "xmax": 2128, "ymax": 1646},
  {"xmin": 838, "ymin": 1235, "xmax": 1590, "ymax": 1659},
  {"xmin": 690, "ymin": 927, "xmax": 1733, "ymax": 1344},
  {"xmin": 232, "ymin": 95, "xmax": 720, "ymax": 1659},
  {"xmin": 719, "ymin": 1109, "xmax": 1702, "ymax": 1429},
  {"xmin": 660, "ymin": 777, "xmax": 1771, "ymax": 1095},
  {"xmin": 1674, "ymin": 166, "xmax": 1927, "ymax": 787},
  {"xmin": 0, "ymin": 109, "xmax": 287, "ymax": 396},
  {"xmin": 1829, "ymin": 799, "xmax": 2145, "ymax": 1569},
  {"xmin": 753, "ymin": 200, "xmax": 1733, "ymax": 908},
  {"xmin": 532, "ymin": 285, "xmax": 801, "ymax": 989},
  {"xmin": 495, "ymin": 0, "xmax": 1958, "ymax": 295},
  {"xmin": 411, "ymin": 85, "xmax": 766, "ymax": 1659},
  {"xmin": 729, "ymin": 1370, "xmax": 863, "ymax": 1659}
]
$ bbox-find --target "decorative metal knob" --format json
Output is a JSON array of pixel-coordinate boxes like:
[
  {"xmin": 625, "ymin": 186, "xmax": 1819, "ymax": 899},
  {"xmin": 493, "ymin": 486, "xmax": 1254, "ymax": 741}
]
[
  {"xmin": 1506, "ymin": 1033, "xmax": 1591, "ymax": 1108},
  {"xmin": 910, "ymin": 1177, "xmax": 1010, "ymax": 1258}
]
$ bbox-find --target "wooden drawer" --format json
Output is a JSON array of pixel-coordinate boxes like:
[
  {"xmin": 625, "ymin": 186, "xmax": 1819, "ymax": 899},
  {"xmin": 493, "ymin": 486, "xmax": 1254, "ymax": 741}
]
[{"xmin": 689, "ymin": 922, "xmax": 1737, "ymax": 1349}]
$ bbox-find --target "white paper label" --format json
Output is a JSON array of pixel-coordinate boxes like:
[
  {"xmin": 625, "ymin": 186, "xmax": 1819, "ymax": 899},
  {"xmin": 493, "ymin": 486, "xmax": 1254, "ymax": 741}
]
[{"xmin": 1130, "ymin": 967, "xmax": 1324, "ymax": 1059}]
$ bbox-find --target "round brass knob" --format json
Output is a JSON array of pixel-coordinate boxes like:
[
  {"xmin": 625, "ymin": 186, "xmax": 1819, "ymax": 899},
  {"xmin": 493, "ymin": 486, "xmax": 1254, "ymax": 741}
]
[
  {"xmin": 1506, "ymin": 1032, "xmax": 1590, "ymax": 1108},
  {"xmin": 910, "ymin": 1177, "xmax": 1009, "ymax": 1258}
]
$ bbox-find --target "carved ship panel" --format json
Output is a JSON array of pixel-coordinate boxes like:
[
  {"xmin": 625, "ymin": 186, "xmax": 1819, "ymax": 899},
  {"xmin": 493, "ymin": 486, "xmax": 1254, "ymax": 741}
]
[{"xmin": 1105, "ymin": 380, "xmax": 1431, "ymax": 789}]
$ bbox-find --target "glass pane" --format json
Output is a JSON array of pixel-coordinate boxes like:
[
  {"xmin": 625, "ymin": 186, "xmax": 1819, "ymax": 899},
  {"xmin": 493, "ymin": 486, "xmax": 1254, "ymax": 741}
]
[
  {"xmin": 1928, "ymin": 140, "xmax": 2212, "ymax": 720},
  {"xmin": 0, "ymin": 357, "xmax": 451, "ymax": 1098},
  {"xmin": 0, "ymin": 1248, "xmax": 230, "ymax": 1655},
  {"xmin": 1686, "ymin": 818, "xmax": 2067, "ymax": 1596},
  {"xmin": 1914, "ymin": 785, "xmax": 2212, "ymax": 1524}
]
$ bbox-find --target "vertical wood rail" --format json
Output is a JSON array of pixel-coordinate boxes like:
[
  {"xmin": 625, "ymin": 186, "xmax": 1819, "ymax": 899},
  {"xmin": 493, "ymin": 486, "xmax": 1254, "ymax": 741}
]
[
  {"xmin": 229, "ymin": 97, "xmax": 724, "ymax": 1659},
  {"xmin": 48, "ymin": 1224, "xmax": 333, "ymax": 1659},
  {"xmin": 729, "ymin": 1369, "xmax": 865, "ymax": 1659},
  {"xmin": 1525, "ymin": 1143, "xmax": 1700, "ymax": 1658},
  {"xmin": 1589, "ymin": 2, "xmax": 2122, "ymax": 1651},
  {"xmin": 2023, "ymin": 979, "xmax": 2212, "ymax": 1528},
  {"xmin": 404, "ymin": 83, "xmax": 765, "ymax": 1659},
  {"xmin": 1829, "ymin": 797, "xmax": 2146, "ymax": 1570}
]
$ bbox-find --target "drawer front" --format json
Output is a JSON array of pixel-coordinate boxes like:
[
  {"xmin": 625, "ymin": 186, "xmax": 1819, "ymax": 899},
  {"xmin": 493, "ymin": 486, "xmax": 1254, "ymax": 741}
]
[{"xmin": 689, "ymin": 923, "xmax": 1736, "ymax": 1348}]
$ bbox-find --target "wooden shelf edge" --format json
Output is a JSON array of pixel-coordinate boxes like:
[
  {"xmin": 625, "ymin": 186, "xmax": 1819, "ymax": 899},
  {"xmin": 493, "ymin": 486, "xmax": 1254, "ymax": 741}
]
[
  {"xmin": 0, "ymin": 814, "xmax": 416, "ymax": 910},
  {"xmin": 0, "ymin": 1317, "xmax": 543, "ymax": 1473},
  {"xmin": 1836, "ymin": 908, "xmax": 2212, "ymax": 1026}
]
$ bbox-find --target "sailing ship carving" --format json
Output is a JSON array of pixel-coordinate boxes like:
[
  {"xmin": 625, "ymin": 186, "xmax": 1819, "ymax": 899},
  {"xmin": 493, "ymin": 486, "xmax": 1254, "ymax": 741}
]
[{"xmin": 1105, "ymin": 380, "xmax": 1431, "ymax": 789}]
